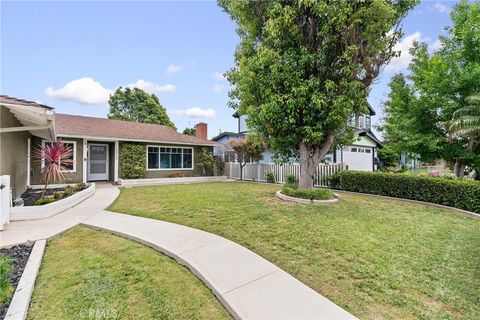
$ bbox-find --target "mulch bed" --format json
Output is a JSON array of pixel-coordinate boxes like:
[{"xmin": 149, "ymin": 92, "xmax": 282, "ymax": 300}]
[{"xmin": 0, "ymin": 243, "xmax": 34, "ymax": 319}]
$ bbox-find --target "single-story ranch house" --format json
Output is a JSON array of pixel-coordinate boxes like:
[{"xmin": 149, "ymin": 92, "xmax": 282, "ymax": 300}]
[{"xmin": 1, "ymin": 95, "xmax": 219, "ymax": 200}]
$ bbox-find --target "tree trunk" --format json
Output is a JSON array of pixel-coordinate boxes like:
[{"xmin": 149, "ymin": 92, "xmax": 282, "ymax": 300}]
[
  {"xmin": 239, "ymin": 163, "xmax": 244, "ymax": 180},
  {"xmin": 298, "ymin": 136, "xmax": 333, "ymax": 189}
]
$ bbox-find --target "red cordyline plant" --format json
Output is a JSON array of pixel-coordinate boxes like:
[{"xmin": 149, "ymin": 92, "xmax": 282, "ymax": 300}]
[{"xmin": 32, "ymin": 141, "xmax": 73, "ymax": 198}]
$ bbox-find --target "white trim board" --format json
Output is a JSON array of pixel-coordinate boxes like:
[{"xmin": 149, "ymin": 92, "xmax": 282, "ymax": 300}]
[{"xmin": 57, "ymin": 134, "xmax": 218, "ymax": 147}]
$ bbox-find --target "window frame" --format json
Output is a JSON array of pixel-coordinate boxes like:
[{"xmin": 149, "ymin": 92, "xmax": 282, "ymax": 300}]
[
  {"xmin": 146, "ymin": 145, "xmax": 194, "ymax": 171},
  {"xmin": 41, "ymin": 140, "xmax": 77, "ymax": 173}
]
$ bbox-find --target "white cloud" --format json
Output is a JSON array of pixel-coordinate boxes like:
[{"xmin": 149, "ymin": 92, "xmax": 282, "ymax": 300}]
[
  {"xmin": 429, "ymin": 38, "xmax": 443, "ymax": 52},
  {"xmin": 212, "ymin": 72, "xmax": 226, "ymax": 81},
  {"xmin": 45, "ymin": 77, "xmax": 175, "ymax": 105},
  {"xmin": 165, "ymin": 64, "xmax": 183, "ymax": 74},
  {"xmin": 432, "ymin": 2, "xmax": 450, "ymax": 14},
  {"xmin": 45, "ymin": 77, "xmax": 111, "ymax": 105},
  {"xmin": 212, "ymin": 84, "xmax": 225, "ymax": 94},
  {"xmin": 126, "ymin": 79, "xmax": 176, "ymax": 94},
  {"xmin": 170, "ymin": 107, "xmax": 216, "ymax": 118},
  {"xmin": 386, "ymin": 32, "xmax": 445, "ymax": 72}
]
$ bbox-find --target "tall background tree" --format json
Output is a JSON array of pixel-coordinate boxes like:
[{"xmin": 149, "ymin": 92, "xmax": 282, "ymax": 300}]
[
  {"xmin": 219, "ymin": 0, "xmax": 418, "ymax": 189},
  {"xmin": 182, "ymin": 127, "xmax": 196, "ymax": 136},
  {"xmin": 108, "ymin": 87, "xmax": 176, "ymax": 129},
  {"xmin": 381, "ymin": 0, "xmax": 480, "ymax": 176}
]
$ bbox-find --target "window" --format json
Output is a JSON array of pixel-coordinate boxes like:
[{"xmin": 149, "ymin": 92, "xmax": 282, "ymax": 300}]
[
  {"xmin": 147, "ymin": 146, "xmax": 194, "ymax": 170},
  {"xmin": 350, "ymin": 147, "xmax": 358, "ymax": 152},
  {"xmin": 42, "ymin": 140, "xmax": 76, "ymax": 172},
  {"xmin": 365, "ymin": 148, "xmax": 372, "ymax": 153}
]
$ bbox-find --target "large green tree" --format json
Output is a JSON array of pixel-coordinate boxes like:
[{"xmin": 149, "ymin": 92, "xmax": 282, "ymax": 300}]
[
  {"xmin": 108, "ymin": 87, "xmax": 176, "ymax": 129},
  {"xmin": 381, "ymin": 0, "xmax": 480, "ymax": 176},
  {"xmin": 219, "ymin": 0, "xmax": 417, "ymax": 188}
]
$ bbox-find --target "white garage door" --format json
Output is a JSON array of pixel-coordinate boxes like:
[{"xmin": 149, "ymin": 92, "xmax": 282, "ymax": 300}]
[{"xmin": 343, "ymin": 146, "xmax": 373, "ymax": 171}]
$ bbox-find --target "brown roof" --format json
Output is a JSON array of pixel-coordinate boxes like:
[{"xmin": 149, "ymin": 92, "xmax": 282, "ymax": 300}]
[
  {"xmin": 55, "ymin": 113, "xmax": 220, "ymax": 146},
  {"xmin": 0, "ymin": 95, "xmax": 53, "ymax": 109}
]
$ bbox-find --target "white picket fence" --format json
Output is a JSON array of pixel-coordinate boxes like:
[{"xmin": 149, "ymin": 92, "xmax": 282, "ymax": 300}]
[{"xmin": 225, "ymin": 162, "xmax": 345, "ymax": 187}]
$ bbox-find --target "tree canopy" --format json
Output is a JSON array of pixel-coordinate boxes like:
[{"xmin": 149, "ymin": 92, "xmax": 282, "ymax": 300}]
[
  {"xmin": 219, "ymin": 0, "xmax": 417, "ymax": 188},
  {"xmin": 182, "ymin": 127, "xmax": 196, "ymax": 136},
  {"xmin": 108, "ymin": 87, "xmax": 176, "ymax": 129},
  {"xmin": 381, "ymin": 0, "xmax": 480, "ymax": 176}
]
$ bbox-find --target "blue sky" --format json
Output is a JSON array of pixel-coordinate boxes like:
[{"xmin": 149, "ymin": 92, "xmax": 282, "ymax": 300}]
[{"xmin": 1, "ymin": 0, "xmax": 458, "ymax": 138}]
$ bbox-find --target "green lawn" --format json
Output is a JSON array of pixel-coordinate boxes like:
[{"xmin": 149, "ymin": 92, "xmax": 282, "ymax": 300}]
[
  {"xmin": 28, "ymin": 226, "xmax": 230, "ymax": 320},
  {"xmin": 110, "ymin": 182, "xmax": 480, "ymax": 320}
]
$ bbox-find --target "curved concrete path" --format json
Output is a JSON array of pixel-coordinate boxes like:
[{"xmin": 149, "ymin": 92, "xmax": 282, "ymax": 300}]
[
  {"xmin": 84, "ymin": 211, "xmax": 356, "ymax": 320},
  {"xmin": 1, "ymin": 182, "xmax": 356, "ymax": 319},
  {"xmin": 0, "ymin": 183, "xmax": 119, "ymax": 247}
]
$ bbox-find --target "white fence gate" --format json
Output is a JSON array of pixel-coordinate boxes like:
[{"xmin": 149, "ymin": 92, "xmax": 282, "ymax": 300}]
[
  {"xmin": 0, "ymin": 175, "xmax": 11, "ymax": 230},
  {"xmin": 225, "ymin": 162, "xmax": 345, "ymax": 187}
]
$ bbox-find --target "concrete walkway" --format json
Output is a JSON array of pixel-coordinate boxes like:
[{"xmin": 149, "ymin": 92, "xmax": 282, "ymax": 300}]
[
  {"xmin": 84, "ymin": 211, "xmax": 356, "ymax": 319},
  {"xmin": 1, "ymin": 182, "xmax": 356, "ymax": 319},
  {"xmin": 0, "ymin": 183, "xmax": 119, "ymax": 247}
]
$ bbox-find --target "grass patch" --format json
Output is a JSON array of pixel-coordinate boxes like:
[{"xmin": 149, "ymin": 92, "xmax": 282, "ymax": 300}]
[
  {"xmin": 27, "ymin": 226, "xmax": 230, "ymax": 320},
  {"xmin": 110, "ymin": 182, "xmax": 480, "ymax": 319},
  {"xmin": 0, "ymin": 256, "xmax": 12, "ymax": 305}
]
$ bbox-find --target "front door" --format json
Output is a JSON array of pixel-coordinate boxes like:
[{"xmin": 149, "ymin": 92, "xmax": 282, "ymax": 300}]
[{"xmin": 88, "ymin": 144, "xmax": 109, "ymax": 181}]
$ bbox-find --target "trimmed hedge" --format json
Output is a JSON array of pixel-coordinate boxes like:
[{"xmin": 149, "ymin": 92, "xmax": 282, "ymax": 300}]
[
  {"xmin": 120, "ymin": 143, "xmax": 146, "ymax": 179},
  {"xmin": 331, "ymin": 171, "xmax": 480, "ymax": 213}
]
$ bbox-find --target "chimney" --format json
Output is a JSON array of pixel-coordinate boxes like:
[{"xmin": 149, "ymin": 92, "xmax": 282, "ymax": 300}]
[{"xmin": 195, "ymin": 122, "xmax": 208, "ymax": 140}]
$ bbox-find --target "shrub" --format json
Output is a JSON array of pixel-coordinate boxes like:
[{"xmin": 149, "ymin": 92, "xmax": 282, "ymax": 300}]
[
  {"xmin": 73, "ymin": 182, "xmax": 87, "ymax": 192},
  {"xmin": 282, "ymin": 185, "xmax": 334, "ymax": 201},
  {"xmin": 53, "ymin": 191, "xmax": 63, "ymax": 200},
  {"xmin": 35, "ymin": 197, "xmax": 54, "ymax": 206},
  {"xmin": 266, "ymin": 171, "xmax": 275, "ymax": 183},
  {"xmin": 166, "ymin": 172, "xmax": 183, "ymax": 178},
  {"xmin": 0, "ymin": 256, "xmax": 12, "ymax": 304},
  {"xmin": 120, "ymin": 143, "xmax": 146, "ymax": 179},
  {"xmin": 214, "ymin": 156, "xmax": 225, "ymax": 176},
  {"xmin": 63, "ymin": 185, "xmax": 74, "ymax": 197},
  {"xmin": 197, "ymin": 147, "xmax": 215, "ymax": 176},
  {"xmin": 286, "ymin": 174, "xmax": 297, "ymax": 185},
  {"xmin": 331, "ymin": 171, "xmax": 480, "ymax": 213}
]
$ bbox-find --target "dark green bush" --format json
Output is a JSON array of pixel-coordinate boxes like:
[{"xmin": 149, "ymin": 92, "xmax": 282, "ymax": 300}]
[
  {"xmin": 331, "ymin": 171, "xmax": 480, "ymax": 213},
  {"xmin": 286, "ymin": 174, "xmax": 297, "ymax": 185},
  {"xmin": 53, "ymin": 191, "xmax": 63, "ymax": 200},
  {"xmin": 120, "ymin": 143, "xmax": 146, "ymax": 179},
  {"xmin": 73, "ymin": 182, "xmax": 87, "ymax": 192},
  {"xmin": 0, "ymin": 256, "xmax": 12, "ymax": 304},
  {"xmin": 266, "ymin": 171, "xmax": 275, "ymax": 183},
  {"xmin": 282, "ymin": 185, "xmax": 334, "ymax": 201}
]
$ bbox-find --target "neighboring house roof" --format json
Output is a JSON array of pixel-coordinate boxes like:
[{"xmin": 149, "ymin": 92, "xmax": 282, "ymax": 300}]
[
  {"xmin": 211, "ymin": 131, "xmax": 245, "ymax": 142},
  {"xmin": 356, "ymin": 129, "xmax": 383, "ymax": 147},
  {"xmin": 55, "ymin": 113, "xmax": 220, "ymax": 146},
  {"xmin": 0, "ymin": 95, "xmax": 53, "ymax": 110}
]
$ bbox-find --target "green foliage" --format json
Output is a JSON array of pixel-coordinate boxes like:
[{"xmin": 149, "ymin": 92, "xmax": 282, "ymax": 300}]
[
  {"xmin": 450, "ymin": 93, "xmax": 480, "ymax": 138},
  {"xmin": 108, "ymin": 87, "xmax": 176, "ymax": 129},
  {"xmin": 120, "ymin": 143, "xmax": 146, "ymax": 179},
  {"xmin": 282, "ymin": 185, "xmax": 334, "ymax": 201},
  {"xmin": 332, "ymin": 171, "xmax": 480, "ymax": 213},
  {"xmin": 0, "ymin": 256, "xmax": 12, "ymax": 304},
  {"xmin": 182, "ymin": 127, "xmax": 196, "ymax": 136},
  {"xmin": 197, "ymin": 148, "xmax": 214, "ymax": 176},
  {"xmin": 63, "ymin": 185, "xmax": 74, "ymax": 197},
  {"xmin": 378, "ymin": 146, "xmax": 399, "ymax": 170},
  {"xmin": 219, "ymin": 0, "xmax": 417, "ymax": 187},
  {"xmin": 285, "ymin": 174, "xmax": 297, "ymax": 185},
  {"xmin": 35, "ymin": 197, "xmax": 54, "ymax": 206},
  {"xmin": 53, "ymin": 191, "xmax": 63, "ymax": 200},
  {"xmin": 380, "ymin": 1, "xmax": 480, "ymax": 172},
  {"xmin": 73, "ymin": 183, "xmax": 87, "ymax": 192},
  {"xmin": 266, "ymin": 171, "xmax": 275, "ymax": 183},
  {"xmin": 214, "ymin": 156, "xmax": 225, "ymax": 176}
]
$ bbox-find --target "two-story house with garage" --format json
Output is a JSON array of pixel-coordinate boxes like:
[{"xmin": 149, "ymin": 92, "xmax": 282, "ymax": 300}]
[{"xmin": 212, "ymin": 105, "xmax": 382, "ymax": 172}]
